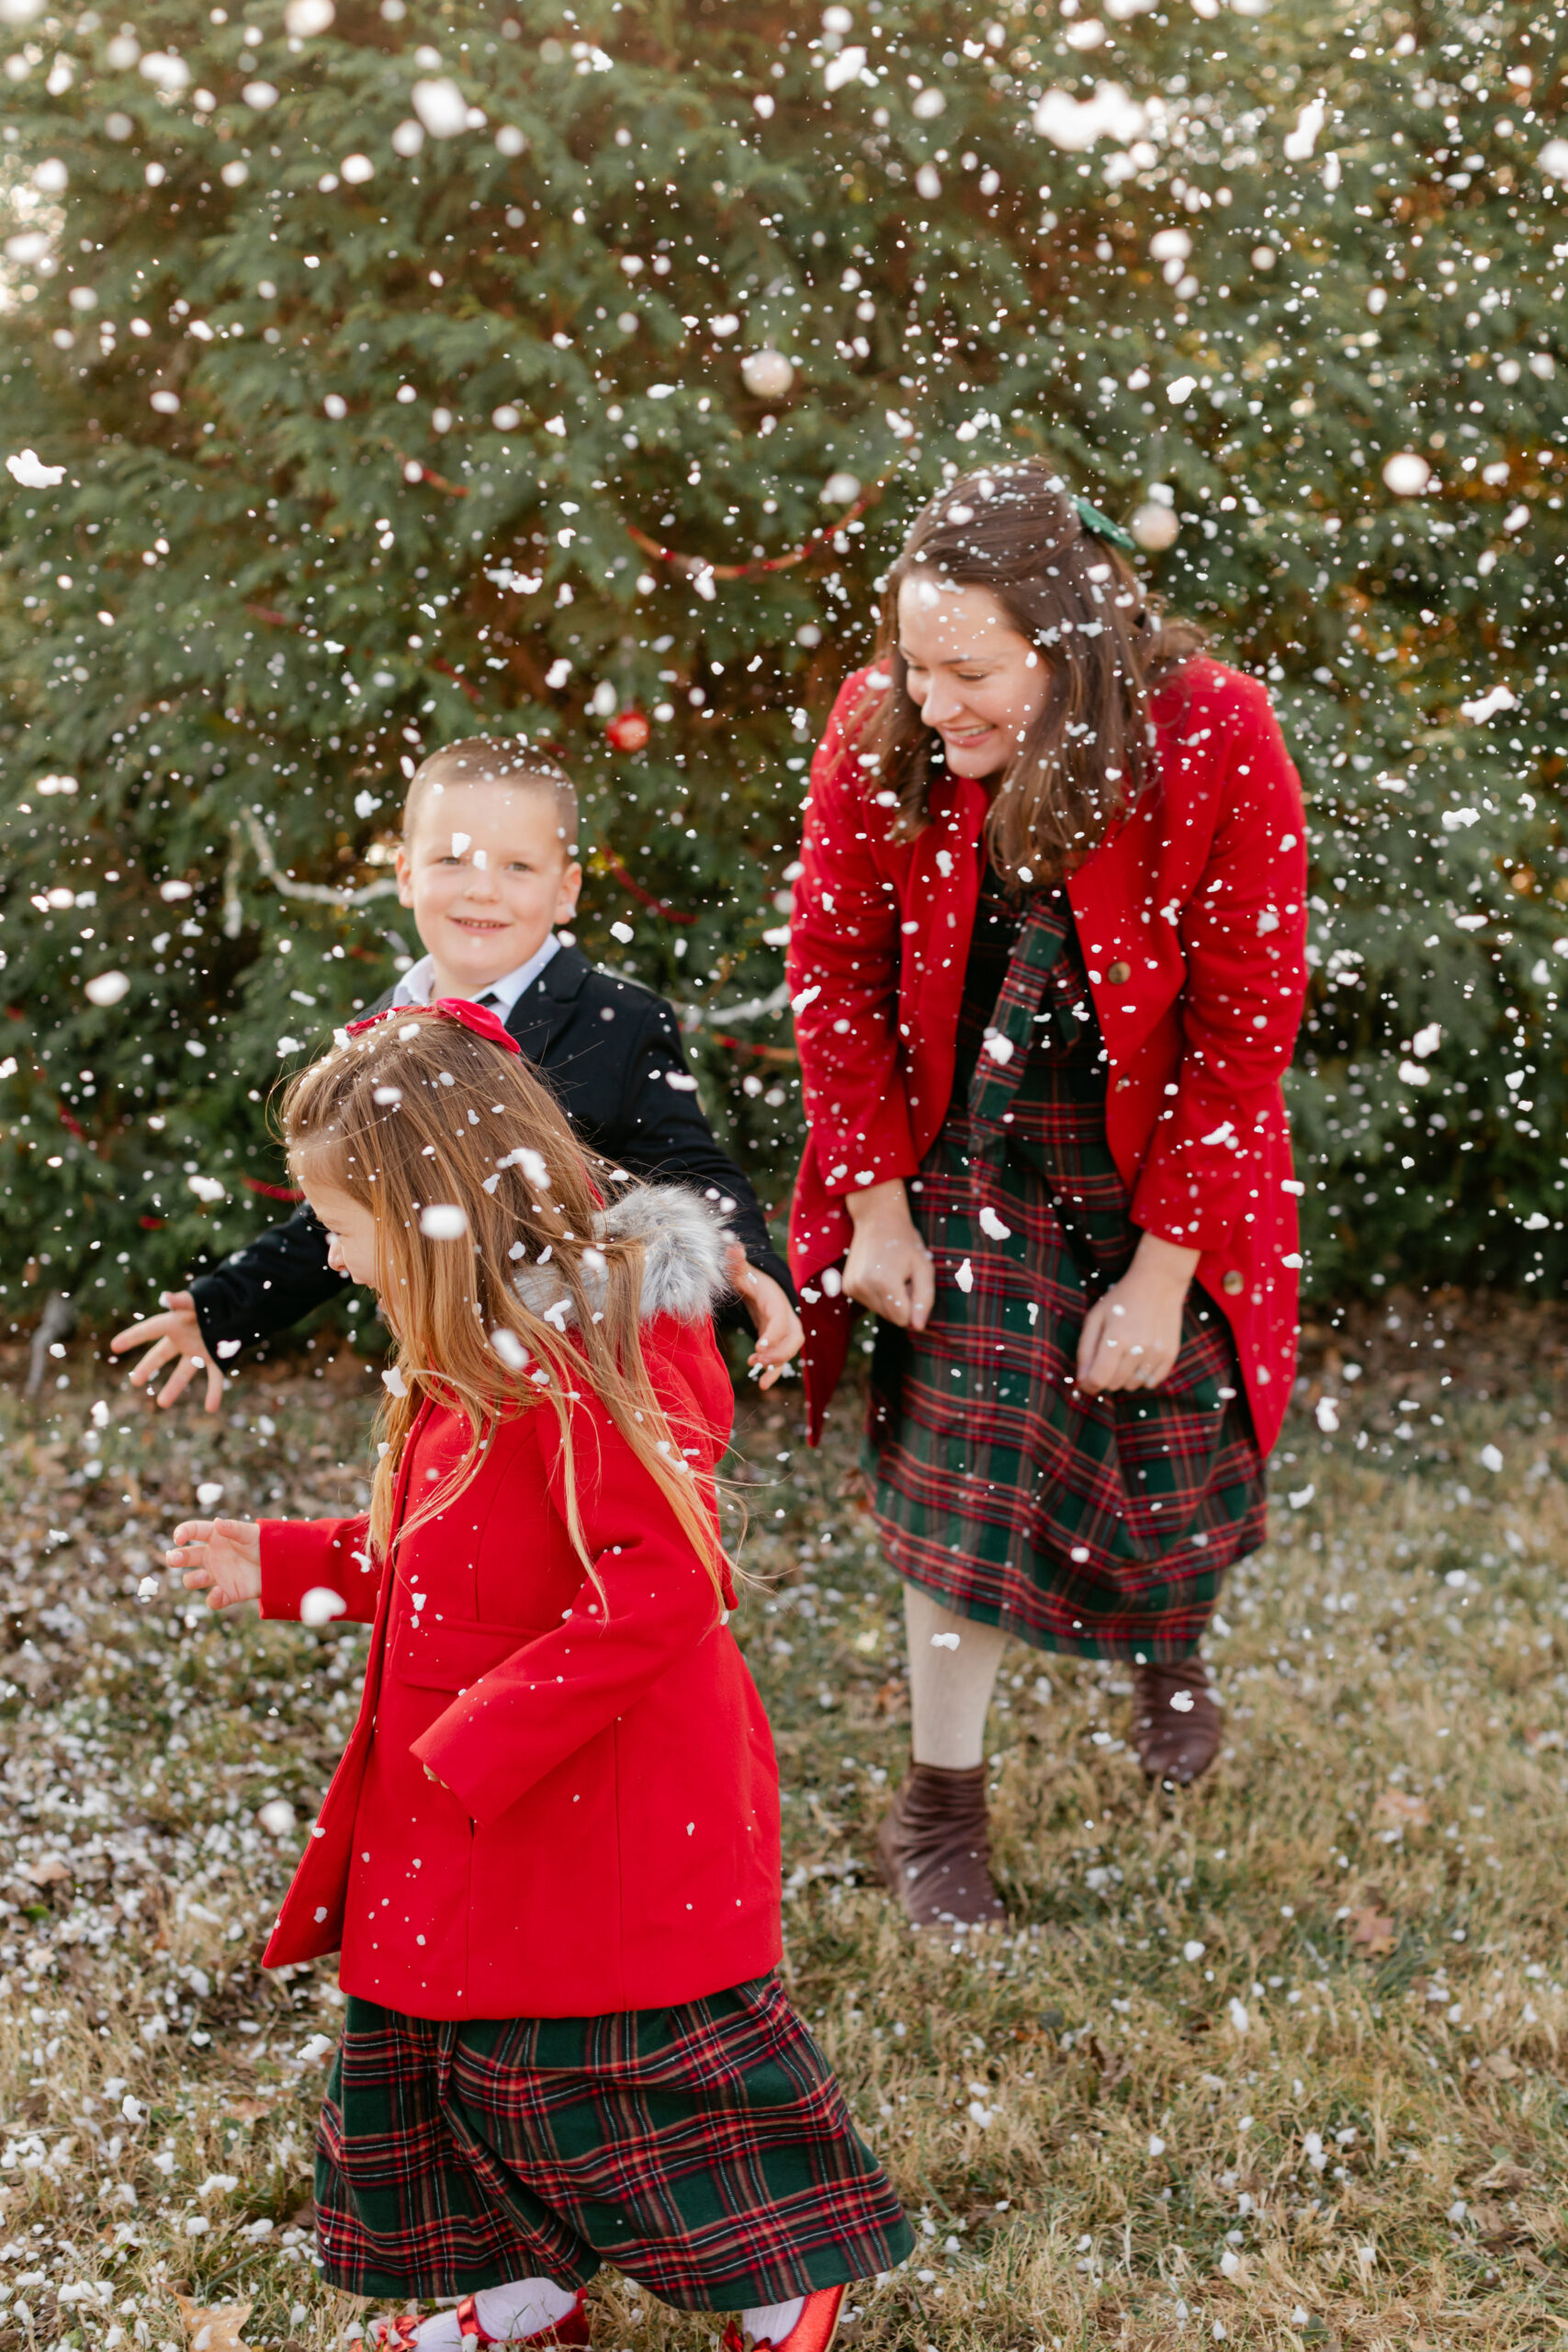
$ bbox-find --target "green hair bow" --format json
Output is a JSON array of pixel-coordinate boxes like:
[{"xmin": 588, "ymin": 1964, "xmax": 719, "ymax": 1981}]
[{"xmin": 1073, "ymin": 494, "xmax": 1137, "ymax": 556}]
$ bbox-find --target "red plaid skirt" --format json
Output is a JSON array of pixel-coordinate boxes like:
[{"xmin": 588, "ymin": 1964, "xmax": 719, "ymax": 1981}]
[
  {"xmin": 314, "ymin": 1977, "xmax": 911, "ymax": 2310},
  {"xmin": 869, "ymin": 888, "xmax": 1267, "ymax": 1659}
]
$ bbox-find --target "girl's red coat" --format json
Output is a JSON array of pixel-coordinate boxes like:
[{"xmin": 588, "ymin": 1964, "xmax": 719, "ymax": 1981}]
[
  {"xmin": 258, "ymin": 1317, "xmax": 783, "ymax": 2019},
  {"xmin": 787, "ymin": 659, "xmax": 1310, "ymax": 1456}
]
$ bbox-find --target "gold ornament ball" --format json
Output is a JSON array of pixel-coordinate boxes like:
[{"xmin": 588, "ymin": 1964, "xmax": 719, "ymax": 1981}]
[
  {"xmin": 739, "ymin": 347, "xmax": 795, "ymax": 401},
  {"xmin": 1130, "ymin": 501, "xmax": 1180, "ymax": 553}
]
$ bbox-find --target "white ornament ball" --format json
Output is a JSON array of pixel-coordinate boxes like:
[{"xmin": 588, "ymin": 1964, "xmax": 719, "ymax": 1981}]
[
  {"xmin": 1130, "ymin": 500, "xmax": 1180, "ymax": 553},
  {"xmin": 740, "ymin": 347, "xmax": 795, "ymax": 401},
  {"xmin": 1382, "ymin": 451, "xmax": 1431, "ymax": 496}
]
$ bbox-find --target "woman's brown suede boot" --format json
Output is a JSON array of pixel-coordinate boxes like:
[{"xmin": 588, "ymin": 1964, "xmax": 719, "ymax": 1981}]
[
  {"xmin": 875, "ymin": 1762, "xmax": 1006, "ymax": 1933},
  {"xmin": 1132, "ymin": 1657, "xmax": 1223, "ymax": 1785}
]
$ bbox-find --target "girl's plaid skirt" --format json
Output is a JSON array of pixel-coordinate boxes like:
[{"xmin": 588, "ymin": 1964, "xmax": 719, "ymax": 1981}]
[
  {"xmin": 869, "ymin": 887, "xmax": 1267, "ymax": 1661},
  {"xmin": 314, "ymin": 1975, "xmax": 912, "ymax": 2311}
]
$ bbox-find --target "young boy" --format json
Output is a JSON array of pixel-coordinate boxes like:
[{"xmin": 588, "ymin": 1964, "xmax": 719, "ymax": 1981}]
[{"xmin": 112, "ymin": 737, "xmax": 800, "ymax": 1408}]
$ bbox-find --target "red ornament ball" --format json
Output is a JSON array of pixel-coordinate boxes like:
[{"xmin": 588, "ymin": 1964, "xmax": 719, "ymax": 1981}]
[{"xmin": 605, "ymin": 707, "xmax": 650, "ymax": 753}]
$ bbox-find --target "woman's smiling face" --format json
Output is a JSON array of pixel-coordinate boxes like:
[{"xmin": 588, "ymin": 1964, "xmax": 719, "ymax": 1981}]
[{"xmin": 896, "ymin": 576, "xmax": 1049, "ymax": 782}]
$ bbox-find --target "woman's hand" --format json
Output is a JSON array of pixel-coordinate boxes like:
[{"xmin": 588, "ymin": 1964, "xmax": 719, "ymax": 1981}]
[
  {"xmin": 843, "ymin": 1180, "xmax": 935, "ymax": 1331},
  {"xmin": 165, "ymin": 1517, "xmax": 263, "ymax": 1610},
  {"xmin": 1077, "ymin": 1231, "xmax": 1201, "ymax": 1395},
  {"xmin": 725, "ymin": 1249, "xmax": 805, "ymax": 1390},
  {"xmin": 110, "ymin": 1291, "xmax": 225, "ymax": 1413}
]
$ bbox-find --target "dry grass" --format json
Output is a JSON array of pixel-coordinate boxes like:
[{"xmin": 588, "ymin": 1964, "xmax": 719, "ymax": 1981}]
[{"xmin": 1, "ymin": 1297, "xmax": 1566, "ymax": 2352}]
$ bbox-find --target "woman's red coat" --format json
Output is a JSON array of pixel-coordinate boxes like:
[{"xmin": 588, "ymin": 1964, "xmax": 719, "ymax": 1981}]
[
  {"xmin": 257, "ymin": 1317, "xmax": 783, "ymax": 2020},
  {"xmin": 787, "ymin": 658, "xmax": 1310, "ymax": 1457}
]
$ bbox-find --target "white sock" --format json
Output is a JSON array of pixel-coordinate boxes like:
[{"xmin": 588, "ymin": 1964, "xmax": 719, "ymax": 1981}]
[
  {"xmin": 409, "ymin": 2282, "xmax": 576, "ymax": 2349},
  {"xmin": 739, "ymin": 2299, "xmax": 806, "ymax": 2347}
]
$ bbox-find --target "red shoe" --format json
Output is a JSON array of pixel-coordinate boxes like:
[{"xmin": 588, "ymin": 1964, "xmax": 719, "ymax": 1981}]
[
  {"xmin": 720, "ymin": 2285, "xmax": 845, "ymax": 2352},
  {"xmin": 456, "ymin": 2293, "xmax": 592, "ymax": 2348},
  {"xmin": 369, "ymin": 2324, "xmax": 423, "ymax": 2352}
]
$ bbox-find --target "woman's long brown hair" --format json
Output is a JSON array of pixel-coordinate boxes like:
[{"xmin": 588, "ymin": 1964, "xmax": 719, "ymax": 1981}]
[
  {"xmin": 871, "ymin": 459, "xmax": 1206, "ymax": 887},
  {"xmin": 279, "ymin": 1012, "xmax": 728, "ymax": 1606}
]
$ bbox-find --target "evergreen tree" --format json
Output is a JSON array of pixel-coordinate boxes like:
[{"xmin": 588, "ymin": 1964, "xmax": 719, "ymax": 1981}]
[{"xmin": 1, "ymin": 0, "xmax": 1565, "ymax": 1336}]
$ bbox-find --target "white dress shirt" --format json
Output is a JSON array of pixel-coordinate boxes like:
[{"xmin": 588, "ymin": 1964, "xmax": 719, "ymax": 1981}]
[{"xmin": 391, "ymin": 932, "xmax": 563, "ymax": 1018}]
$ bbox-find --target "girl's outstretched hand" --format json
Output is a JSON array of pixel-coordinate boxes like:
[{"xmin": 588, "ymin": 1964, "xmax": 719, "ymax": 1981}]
[{"xmin": 166, "ymin": 1518, "xmax": 263, "ymax": 1610}]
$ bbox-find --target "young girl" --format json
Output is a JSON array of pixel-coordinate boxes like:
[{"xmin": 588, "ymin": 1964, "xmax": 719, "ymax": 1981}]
[{"xmin": 167, "ymin": 1000, "xmax": 909, "ymax": 2352}]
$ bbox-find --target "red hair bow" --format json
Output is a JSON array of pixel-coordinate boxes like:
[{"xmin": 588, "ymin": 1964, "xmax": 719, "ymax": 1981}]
[{"xmin": 345, "ymin": 998, "xmax": 522, "ymax": 1055}]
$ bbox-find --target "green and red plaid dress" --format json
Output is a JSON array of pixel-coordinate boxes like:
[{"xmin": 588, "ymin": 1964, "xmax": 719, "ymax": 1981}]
[
  {"xmin": 314, "ymin": 1975, "xmax": 911, "ymax": 2310},
  {"xmin": 868, "ymin": 875, "xmax": 1266, "ymax": 1660}
]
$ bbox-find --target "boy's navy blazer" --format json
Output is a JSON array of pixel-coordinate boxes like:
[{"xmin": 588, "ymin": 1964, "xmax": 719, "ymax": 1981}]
[{"xmin": 189, "ymin": 944, "xmax": 793, "ymax": 1360}]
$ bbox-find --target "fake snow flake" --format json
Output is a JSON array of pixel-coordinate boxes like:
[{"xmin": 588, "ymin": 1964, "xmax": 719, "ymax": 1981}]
[
  {"xmin": 1227, "ymin": 1997, "xmax": 1249, "ymax": 2035},
  {"xmin": 1183, "ymin": 1939, "xmax": 1205, "ymax": 1961},
  {"xmin": 257, "ymin": 1799, "xmax": 296, "ymax": 1835},
  {"xmin": 188, "ymin": 1174, "xmax": 226, "ymax": 1203},
  {"xmin": 85, "ymin": 968, "xmax": 130, "ymax": 1006},
  {"xmin": 196, "ymin": 1480, "xmax": 224, "ymax": 1507},
  {"xmin": 411, "ymin": 77, "xmax": 469, "ymax": 136},
  {"xmin": 300, "ymin": 1586, "xmax": 347, "ymax": 1627},
  {"xmin": 1479, "ymin": 1443, "xmax": 1505, "ymax": 1473},
  {"xmin": 610, "ymin": 921, "xmax": 636, "ymax": 944},
  {"xmin": 283, "ymin": 0, "xmax": 334, "ymax": 29},
  {"xmin": 1459, "ymin": 685, "xmax": 1517, "ymax": 723},
  {"xmin": 1382, "ymin": 452, "xmax": 1431, "ymax": 496},
  {"xmin": 1288, "ymin": 1483, "xmax": 1314, "ymax": 1509},
  {"xmin": 1282, "ymin": 96, "xmax": 1325, "ymax": 158},
  {"xmin": 1314, "ymin": 1396, "xmax": 1340, "ymax": 1434},
  {"xmin": 953, "ymin": 1258, "xmax": 975, "ymax": 1293},
  {"xmin": 421, "ymin": 1204, "xmax": 468, "ymax": 1238},
  {"xmin": 977, "ymin": 1205, "xmax": 1013, "ymax": 1240},
  {"xmin": 1032, "ymin": 80, "xmax": 1148, "ymax": 150},
  {"xmin": 981, "ymin": 1031, "xmax": 1014, "ymax": 1066},
  {"xmin": 491, "ymin": 1327, "xmax": 529, "ymax": 1371},
  {"xmin": 382, "ymin": 1364, "xmax": 409, "ymax": 1396},
  {"xmin": 931, "ymin": 1631, "xmax": 962, "ymax": 1649},
  {"xmin": 6, "ymin": 448, "xmax": 66, "ymax": 488}
]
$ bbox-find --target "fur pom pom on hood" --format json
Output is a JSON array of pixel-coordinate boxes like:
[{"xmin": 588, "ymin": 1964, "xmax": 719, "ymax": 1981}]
[{"xmin": 513, "ymin": 1185, "xmax": 732, "ymax": 1329}]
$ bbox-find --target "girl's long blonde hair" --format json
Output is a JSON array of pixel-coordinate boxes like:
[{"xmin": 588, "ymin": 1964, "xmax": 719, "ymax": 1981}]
[{"xmin": 279, "ymin": 1010, "xmax": 728, "ymax": 1604}]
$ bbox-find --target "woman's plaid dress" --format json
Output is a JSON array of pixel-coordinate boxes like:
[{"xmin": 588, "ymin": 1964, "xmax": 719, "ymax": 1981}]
[{"xmin": 869, "ymin": 874, "xmax": 1267, "ymax": 1660}]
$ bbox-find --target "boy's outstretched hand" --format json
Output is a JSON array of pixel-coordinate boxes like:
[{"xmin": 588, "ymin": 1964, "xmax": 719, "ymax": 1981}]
[
  {"xmin": 166, "ymin": 1518, "xmax": 263, "ymax": 1610},
  {"xmin": 110, "ymin": 1291, "xmax": 225, "ymax": 1413},
  {"xmin": 726, "ymin": 1248, "xmax": 804, "ymax": 1392}
]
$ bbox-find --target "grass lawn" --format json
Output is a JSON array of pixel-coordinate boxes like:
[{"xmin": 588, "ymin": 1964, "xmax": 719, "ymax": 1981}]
[{"xmin": 0, "ymin": 1295, "xmax": 1564, "ymax": 2350}]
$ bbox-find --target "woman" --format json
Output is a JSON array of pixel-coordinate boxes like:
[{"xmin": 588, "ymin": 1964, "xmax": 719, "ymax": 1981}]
[{"xmin": 787, "ymin": 461, "xmax": 1309, "ymax": 1933}]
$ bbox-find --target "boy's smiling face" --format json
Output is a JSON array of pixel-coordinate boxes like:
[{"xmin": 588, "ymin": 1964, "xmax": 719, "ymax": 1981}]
[{"xmin": 395, "ymin": 779, "xmax": 581, "ymax": 1000}]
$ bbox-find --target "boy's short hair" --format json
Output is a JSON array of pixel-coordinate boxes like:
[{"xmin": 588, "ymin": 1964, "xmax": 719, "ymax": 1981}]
[{"xmin": 402, "ymin": 737, "xmax": 579, "ymax": 860}]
